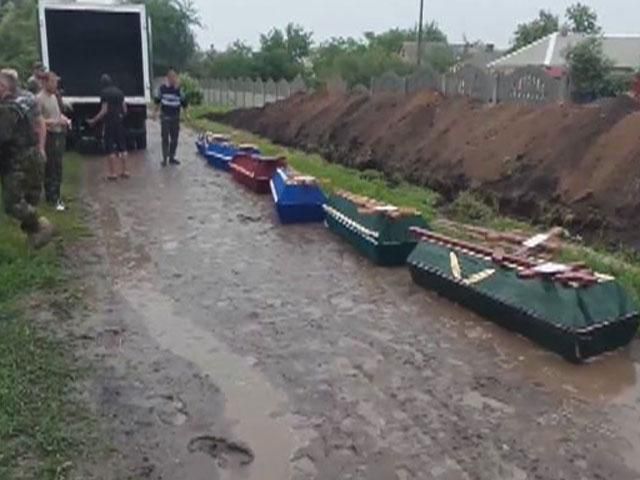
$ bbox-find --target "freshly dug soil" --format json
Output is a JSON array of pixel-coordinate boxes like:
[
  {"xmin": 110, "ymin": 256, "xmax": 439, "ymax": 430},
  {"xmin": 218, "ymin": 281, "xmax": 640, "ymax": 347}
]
[{"xmin": 218, "ymin": 90, "xmax": 640, "ymax": 247}]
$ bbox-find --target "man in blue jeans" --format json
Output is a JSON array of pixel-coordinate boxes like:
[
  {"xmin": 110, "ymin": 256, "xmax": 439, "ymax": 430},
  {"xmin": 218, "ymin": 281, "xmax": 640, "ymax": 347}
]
[{"xmin": 154, "ymin": 68, "xmax": 187, "ymax": 167}]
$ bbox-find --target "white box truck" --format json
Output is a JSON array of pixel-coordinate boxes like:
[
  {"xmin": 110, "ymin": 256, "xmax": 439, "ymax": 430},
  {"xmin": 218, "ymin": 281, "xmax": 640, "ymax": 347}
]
[{"xmin": 38, "ymin": 0, "xmax": 152, "ymax": 152}]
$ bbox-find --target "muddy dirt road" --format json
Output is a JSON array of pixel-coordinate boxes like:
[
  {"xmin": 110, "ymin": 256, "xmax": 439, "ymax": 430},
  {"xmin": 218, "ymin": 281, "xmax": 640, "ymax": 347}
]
[{"xmin": 77, "ymin": 121, "xmax": 640, "ymax": 480}]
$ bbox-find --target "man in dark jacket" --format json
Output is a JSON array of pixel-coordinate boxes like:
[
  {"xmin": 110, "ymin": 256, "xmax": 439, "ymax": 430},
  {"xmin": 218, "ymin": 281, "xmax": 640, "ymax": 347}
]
[
  {"xmin": 154, "ymin": 68, "xmax": 187, "ymax": 167},
  {"xmin": 88, "ymin": 74, "xmax": 128, "ymax": 179}
]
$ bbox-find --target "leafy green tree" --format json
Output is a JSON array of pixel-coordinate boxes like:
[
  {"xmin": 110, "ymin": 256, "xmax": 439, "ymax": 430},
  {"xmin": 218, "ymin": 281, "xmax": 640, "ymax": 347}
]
[
  {"xmin": 0, "ymin": 0, "xmax": 38, "ymax": 79},
  {"xmin": 566, "ymin": 2, "xmax": 601, "ymax": 34},
  {"xmin": 253, "ymin": 23, "xmax": 312, "ymax": 80},
  {"xmin": 308, "ymin": 22, "xmax": 448, "ymax": 87},
  {"xmin": 136, "ymin": 0, "xmax": 200, "ymax": 75},
  {"xmin": 364, "ymin": 23, "xmax": 447, "ymax": 54},
  {"xmin": 566, "ymin": 37, "xmax": 625, "ymax": 101},
  {"xmin": 422, "ymin": 43, "xmax": 456, "ymax": 73},
  {"xmin": 200, "ymin": 41, "xmax": 257, "ymax": 79},
  {"xmin": 511, "ymin": 10, "xmax": 559, "ymax": 51},
  {"xmin": 179, "ymin": 72, "xmax": 202, "ymax": 105},
  {"xmin": 311, "ymin": 38, "xmax": 413, "ymax": 87}
]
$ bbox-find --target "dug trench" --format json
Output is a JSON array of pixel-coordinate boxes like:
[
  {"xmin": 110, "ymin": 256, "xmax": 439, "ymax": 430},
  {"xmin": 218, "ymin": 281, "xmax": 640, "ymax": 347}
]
[
  {"xmin": 55, "ymin": 120, "xmax": 640, "ymax": 479},
  {"xmin": 217, "ymin": 90, "xmax": 640, "ymax": 249}
]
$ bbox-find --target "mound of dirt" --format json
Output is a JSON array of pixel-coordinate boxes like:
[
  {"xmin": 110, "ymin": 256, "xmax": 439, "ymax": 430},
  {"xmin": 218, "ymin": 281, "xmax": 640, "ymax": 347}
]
[{"xmin": 219, "ymin": 91, "xmax": 640, "ymax": 247}]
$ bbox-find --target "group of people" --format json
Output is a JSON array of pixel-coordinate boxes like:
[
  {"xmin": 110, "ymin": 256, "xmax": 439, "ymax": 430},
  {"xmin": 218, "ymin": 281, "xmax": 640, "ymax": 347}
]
[
  {"xmin": 0, "ymin": 62, "xmax": 69, "ymax": 249},
  {"xmin": 86, "ymin": 67, "xmax": 188, "ymax": 179},
  {"xmin": 0, "ymin": 63, "xmax": 188, "ymax": 249}
]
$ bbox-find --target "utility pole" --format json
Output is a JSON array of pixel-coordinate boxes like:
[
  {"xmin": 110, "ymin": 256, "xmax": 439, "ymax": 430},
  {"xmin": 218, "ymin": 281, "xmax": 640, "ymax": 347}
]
[{"xmin": 416, "ymin": 0, "xmax": 425, "ymax": 66}]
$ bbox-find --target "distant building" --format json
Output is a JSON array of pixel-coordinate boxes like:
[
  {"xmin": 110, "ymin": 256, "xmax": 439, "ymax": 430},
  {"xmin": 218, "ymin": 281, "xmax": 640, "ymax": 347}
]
[
  {"xmin": 488, "ymin": 32, "xmax": 640, "ymax": 73},
  {"xmin": 399, "ymin": 41, "xmax": 504, "ymax": 69}
]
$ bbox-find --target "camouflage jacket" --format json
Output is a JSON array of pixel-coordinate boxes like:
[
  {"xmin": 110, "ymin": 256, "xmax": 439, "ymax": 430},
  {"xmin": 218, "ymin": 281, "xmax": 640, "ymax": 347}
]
[
  {"xmin": 0, "ymin": 99, "xmax": 38, "ymax": 174},
  {"xmin": 15, "ymin": 89, "xmax": 42, "ymax": 124}
]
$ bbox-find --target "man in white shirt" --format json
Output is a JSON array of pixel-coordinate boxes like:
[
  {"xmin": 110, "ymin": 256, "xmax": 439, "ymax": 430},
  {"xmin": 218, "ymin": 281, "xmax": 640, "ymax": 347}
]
[{"xmin": 37, "ymin": 72, "xmax": 70, "ymax": 211}]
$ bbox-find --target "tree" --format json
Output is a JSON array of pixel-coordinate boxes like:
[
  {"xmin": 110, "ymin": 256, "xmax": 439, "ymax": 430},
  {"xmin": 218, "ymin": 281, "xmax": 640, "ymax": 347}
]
[
  {"xmin": 253, "ymin": 23, "xmax": 312, "ymax": 80},
  {"xmin": 199, "ymin": 41, "xmax": 256, "ymax": 79},
  {"xmin": 138, "ymin": 0, "xmax": 201, "ymax": 74},
  {"xmin": 566, "ymin": 3, "xmax": 601, "ymax": 34},
  {"xmin": 364, "ymin": 22, "xmax": 447, "ymax": 54},
  {"xmin": 0, "ymin": 0, "xmax": 38, "ymax": 79},
  {"xmin": 566, "ymin": 37, "xmax": 622, "ymax": 101},
  {"xmin": 422, "ymin": 43, "xmax": 456, "ymax": 73},
  {"xmin": 511, "ymin": 10, "xmax": 559, "ymax": 51}
]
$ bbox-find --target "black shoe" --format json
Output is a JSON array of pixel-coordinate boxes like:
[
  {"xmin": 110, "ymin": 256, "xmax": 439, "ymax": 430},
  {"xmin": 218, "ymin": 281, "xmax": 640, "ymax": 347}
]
[
  {"xmin": 161, "ymin": 159, "xmax": 168, "ymax": 167},
  {"xmin": 169, "ymin": 158, "xmax": 181, "ymax": 165}
]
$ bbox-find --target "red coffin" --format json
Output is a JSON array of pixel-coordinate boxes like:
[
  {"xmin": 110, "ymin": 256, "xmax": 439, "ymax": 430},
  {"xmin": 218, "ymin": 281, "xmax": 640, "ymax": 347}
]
[{"xmin": 230, "ymin": 154, "xmax": 287, "ymax": 194}]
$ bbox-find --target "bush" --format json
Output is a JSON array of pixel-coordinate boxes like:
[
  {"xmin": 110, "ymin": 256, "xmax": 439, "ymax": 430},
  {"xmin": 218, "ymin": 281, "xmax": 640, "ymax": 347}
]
[
  {"xmin": 567, "ymin": 37, "xmax": 627, "ymax": 101},
  {"xmin": 180, "ymin": 73, "xmax": 203, "ymax": 106},
  {"xmin": 447, "ymin": 191, "xmax": 498, "ymax": 224}
]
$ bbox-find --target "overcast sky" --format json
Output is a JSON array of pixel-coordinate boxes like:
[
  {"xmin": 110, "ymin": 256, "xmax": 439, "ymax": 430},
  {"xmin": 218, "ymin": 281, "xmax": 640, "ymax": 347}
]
[{"xmin": 192, "ymin": 0, "xmax": 637, "ymax": 50}]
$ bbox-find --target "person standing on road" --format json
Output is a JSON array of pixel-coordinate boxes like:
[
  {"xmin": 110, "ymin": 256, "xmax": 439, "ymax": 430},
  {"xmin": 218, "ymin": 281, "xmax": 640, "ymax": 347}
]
[
  {"xmin": 38, "ymin": 72, "xmax": 71, "ymax": 210},
  {"xmin": 0, "ymin": 71, "xmax": 54, "ymax": 249},
  {"xmin": 154, "ymin": 67, "xmax": 187, "ymax": 167},
  {"xmin": 1, "ymin": 68, "xmax": 47, "ymax": 163},
  {"xmin": 88, "ymin": 74, "xmax": 129, "ymax": 180}
]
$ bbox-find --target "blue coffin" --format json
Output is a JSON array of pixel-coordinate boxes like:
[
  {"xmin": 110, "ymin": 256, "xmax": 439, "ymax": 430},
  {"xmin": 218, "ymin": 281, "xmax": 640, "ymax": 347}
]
[
  {"xmin": 197, "ymin": 134, "xmax": 231, "ymax": 162},
  {"xmin": 270, "ymin": 168, "xmax": 327, "ymax": 224},
  {"xmin": 207, "ymin": 144, "xmax": 261, "ymax": 172},
  {"xmin": 195, "ymin": 138, "xmax": 206, "ymax": 156}
]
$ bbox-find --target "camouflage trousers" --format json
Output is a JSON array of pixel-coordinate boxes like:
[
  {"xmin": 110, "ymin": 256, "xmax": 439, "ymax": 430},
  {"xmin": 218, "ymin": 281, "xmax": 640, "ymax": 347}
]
[
  {"xmin": 44, "ymin": 132, "xmax": 66, "ymax": 204},
  {"xmin": 1, "ymin": 148, "xmax": 44, "ymax": 234}
]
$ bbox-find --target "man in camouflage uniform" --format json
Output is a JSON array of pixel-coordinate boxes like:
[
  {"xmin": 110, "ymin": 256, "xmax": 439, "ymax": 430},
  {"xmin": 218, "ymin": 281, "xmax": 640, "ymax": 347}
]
[{"xmin": 0, "ymin": 71, "xmax": 54, "ymax": 248}]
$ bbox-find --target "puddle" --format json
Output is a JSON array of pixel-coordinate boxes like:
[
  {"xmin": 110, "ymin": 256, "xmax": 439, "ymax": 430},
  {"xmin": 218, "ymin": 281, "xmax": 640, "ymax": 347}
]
[
  {"xmin": 433, "ymin": 302, "xmax": 639, "ymax": 404},
  {"xmin": 119, "ymin": 281, "xmax": 298, "ymax": 480},
  {"xmin": 188, "ymin": 435, "xmax": 255, "ymax": 469}
]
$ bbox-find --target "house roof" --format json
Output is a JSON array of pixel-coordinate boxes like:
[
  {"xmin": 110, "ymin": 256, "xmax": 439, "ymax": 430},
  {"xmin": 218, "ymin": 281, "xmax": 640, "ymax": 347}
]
[{"xmin": 488, "ymin": 32, "xmax": 640, "ymax": 70}]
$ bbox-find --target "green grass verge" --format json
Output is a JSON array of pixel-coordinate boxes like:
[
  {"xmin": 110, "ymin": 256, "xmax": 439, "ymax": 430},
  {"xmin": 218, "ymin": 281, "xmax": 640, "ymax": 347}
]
[
  {"xmin": 188, "ymin": 106, "xmax": 640, "ymax": 304},
  {"xmin": 189, "ymin": 108, "xmax": 439, "ymax": 221},
  {"xmin": 0, "ymin": 152, "xmax": 94, "ymax": 479}
]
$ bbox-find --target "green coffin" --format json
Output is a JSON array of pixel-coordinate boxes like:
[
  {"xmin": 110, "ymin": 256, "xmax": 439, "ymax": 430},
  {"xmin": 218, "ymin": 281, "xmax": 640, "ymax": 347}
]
[
  {"xmin": 408, "ymin": 241, "xmax": 640, "ymax": 362},
  {"xmin": 324, "ymin": 195, "xmax": 428, "ymax": 266}
]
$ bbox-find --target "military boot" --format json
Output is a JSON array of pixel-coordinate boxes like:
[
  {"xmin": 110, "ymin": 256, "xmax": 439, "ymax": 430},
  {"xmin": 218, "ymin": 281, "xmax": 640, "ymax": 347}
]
[{"xmin": 28, "ymin": 216, "xmax": 56, "ymax": 250}]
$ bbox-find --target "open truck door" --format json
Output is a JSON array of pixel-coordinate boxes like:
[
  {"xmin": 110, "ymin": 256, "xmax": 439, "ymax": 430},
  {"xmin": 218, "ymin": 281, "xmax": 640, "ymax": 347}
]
[{"xmin": 38, "ymin": 0, "xmax": 151, "ymax": 153}]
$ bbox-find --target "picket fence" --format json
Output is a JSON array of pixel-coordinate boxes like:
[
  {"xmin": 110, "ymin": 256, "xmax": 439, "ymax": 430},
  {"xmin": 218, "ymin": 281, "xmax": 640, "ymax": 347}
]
[
  {"xmin": 194, "ymin": 64, "xmax": 571, "ymax": 108},
  {"xmin": 370, "ymin": 64, "xmax": 571, "ymax": 104},
  {"xmin": 198, "ymin": 75, "xmax": 307, "ymax": 109}
]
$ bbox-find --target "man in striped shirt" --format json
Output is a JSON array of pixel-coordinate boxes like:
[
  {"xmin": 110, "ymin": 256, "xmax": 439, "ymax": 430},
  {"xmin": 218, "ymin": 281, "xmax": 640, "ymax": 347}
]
[{"xmin": 154, "ymin": 68, "xmax": 187, "ymax": 167}]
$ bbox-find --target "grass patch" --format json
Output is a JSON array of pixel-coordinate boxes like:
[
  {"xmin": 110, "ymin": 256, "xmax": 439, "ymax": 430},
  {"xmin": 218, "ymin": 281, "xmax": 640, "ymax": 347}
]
[
  {"xmin": 0, "ymin": 317, "xmax": 91, "ymax": 480},
  {"xmin": 188, "ymin": 106, "xmax": 640, "ymax": 303},
  {"xmin": 446, "ymin": 191, "xmax": 532, "ymax": 232},
  {"xmin": 0, "ymin": 154, "xmax": 88, "ymax": 308},
  {"xmin": 0, "ymin": 152, "xmax": 93, "ymax": 479},
  {"xmin": 560, "ymin": 247, "xmax": 640, "ymax": 304},
  {"xmin": 188, "ymin": 109, "xmax": 439, "ymax": 221}
]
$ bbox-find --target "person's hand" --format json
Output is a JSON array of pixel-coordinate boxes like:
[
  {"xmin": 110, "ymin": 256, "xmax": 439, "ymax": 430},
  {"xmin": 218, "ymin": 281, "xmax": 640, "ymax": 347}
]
[{"xmin": 39, "ymin": 147, "xmax": 46, "ymax": 160}]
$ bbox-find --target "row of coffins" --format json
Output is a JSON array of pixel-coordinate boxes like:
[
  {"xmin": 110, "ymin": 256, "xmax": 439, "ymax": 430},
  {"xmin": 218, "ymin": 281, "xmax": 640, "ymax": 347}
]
[{"xmin": 195, "ymin": 132, "xmax": 639, "ymax": 362}]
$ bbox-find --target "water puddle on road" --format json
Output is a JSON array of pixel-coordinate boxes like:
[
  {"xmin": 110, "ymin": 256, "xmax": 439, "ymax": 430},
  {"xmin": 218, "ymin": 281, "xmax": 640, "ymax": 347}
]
[
  {"xmin": 119, "ymin": 280, "xmax": 298, "ymax": 480},
  {"xmin": 438, "ymin": 305, "xmax": 640, "ymax": 404}
]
